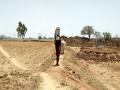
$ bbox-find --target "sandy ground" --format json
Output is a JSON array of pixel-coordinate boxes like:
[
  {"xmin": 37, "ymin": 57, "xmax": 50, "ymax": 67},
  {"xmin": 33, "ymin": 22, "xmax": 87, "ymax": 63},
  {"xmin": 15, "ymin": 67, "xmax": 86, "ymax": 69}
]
[
  {"xmin": 0, "ymin": 41, "xmax": 79, "ymax": 90},
  {"xmin": 66, "ymin": 46, "xmax": 120, "ymax": 90},
  {"xmin": 0, "ymin": 40, "xmax": 120, "ymax": 90}
]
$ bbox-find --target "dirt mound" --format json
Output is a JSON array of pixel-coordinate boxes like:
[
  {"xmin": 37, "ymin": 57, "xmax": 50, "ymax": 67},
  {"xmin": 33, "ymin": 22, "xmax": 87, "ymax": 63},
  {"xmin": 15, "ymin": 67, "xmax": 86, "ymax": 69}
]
[{"xmin": 77, "ymin": 47, "xmax": 120, "ymax": 62}]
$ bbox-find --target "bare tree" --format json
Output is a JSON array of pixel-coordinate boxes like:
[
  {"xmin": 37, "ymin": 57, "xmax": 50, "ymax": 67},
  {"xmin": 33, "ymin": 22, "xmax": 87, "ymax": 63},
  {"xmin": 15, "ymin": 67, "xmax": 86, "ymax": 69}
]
[{"xmin": 94, "ymin": 31, "xmax": 102, "ymax": 46}]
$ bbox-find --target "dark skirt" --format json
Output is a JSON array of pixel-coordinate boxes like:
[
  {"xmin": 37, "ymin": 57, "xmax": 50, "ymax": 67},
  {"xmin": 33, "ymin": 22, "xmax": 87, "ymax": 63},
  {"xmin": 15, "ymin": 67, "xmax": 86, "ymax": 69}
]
[
  {"xmin": 55, "ymin": 45, "xmax": 61, "ymax": 56},
  {"xmin": 55, "ymin": 40, "xmax": 61, "ymax": 56}
]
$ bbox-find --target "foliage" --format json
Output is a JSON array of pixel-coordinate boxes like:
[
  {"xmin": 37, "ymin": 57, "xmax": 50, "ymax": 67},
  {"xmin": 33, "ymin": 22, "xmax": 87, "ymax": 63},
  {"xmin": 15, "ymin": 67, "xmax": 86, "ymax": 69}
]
[
  {"xmin": 16, "ymin": 21, "xmax": 27, "ymax": 39},
  {"xmin": 81, "ymin": 26, "xmax": 94, "ymax": 39},
  {"xmin": 103, "ymin": 32, "xmax": 112, "ymax": 41},
  {"xmin": 38, "ymin": 36, "xmax": 42, "ymax": 39}
]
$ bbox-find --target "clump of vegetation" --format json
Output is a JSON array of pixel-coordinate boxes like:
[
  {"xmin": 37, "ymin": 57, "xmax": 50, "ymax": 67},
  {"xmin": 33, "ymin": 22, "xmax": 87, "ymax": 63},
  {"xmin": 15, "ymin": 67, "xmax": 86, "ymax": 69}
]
[
  {"xmin": 16, "ymin": 21, "xmax": 27, "ymax": 39},
  {"xmin": 103, "ymin": 32, "xmax": 112, "ymax": 41},
  {"xmin": 102, "ymin": 32, "xmax": 112, "ymax": 46}
]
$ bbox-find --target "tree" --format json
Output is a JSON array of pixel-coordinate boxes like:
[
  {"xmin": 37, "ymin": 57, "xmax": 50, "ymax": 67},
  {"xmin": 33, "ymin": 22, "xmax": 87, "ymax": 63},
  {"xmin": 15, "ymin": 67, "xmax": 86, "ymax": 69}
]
[
  {"xmin": 81, "ymin": 26, "xmax": 94, "ymax": 40},
  {"xmin": 94, "ymin": 31, "xmax": 102, "ymax": 46},
  {"xmin": 38, "ymin": 36, "xmax": 42, "ymax": 39},
  {"xmin": 38, "ymin": 33, "xmax": 42, "ymax": 39},
  {"xmin": 94, "ymin": 31, "xmax": 102, "ymax": 39},
  {"xmin": 16, "ymin": 21, "xmax": 27, "ymax": 39},
  {"xmin": 103, "ymin": 32, "xmax": 112, "ymax": 41}
]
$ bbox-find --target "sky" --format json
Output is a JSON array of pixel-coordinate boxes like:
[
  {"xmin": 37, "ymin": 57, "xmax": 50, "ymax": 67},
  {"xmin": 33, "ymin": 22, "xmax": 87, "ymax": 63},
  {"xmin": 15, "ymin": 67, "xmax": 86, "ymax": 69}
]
[{"xmin": 0, "ymin": 0, "xmax": 120, "ymax": 38}]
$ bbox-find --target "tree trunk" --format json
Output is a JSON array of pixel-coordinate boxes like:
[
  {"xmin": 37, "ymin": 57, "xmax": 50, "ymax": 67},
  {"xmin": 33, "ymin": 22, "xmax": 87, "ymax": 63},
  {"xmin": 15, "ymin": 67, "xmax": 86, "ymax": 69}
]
[{"xmin": 88, "ymin": 34, "xmax": 91, "ymax": 40}]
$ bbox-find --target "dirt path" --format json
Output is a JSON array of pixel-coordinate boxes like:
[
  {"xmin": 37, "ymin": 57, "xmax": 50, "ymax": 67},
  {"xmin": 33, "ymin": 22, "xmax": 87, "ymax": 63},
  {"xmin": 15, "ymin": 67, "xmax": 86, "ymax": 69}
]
[
  {"xmin": 40, "ymin": 72, "xmax": 73, "ymax": 90},
  {"xmin": 0, "ymin": 46, "xmax": 28, "ymax": 70},
  {"xmin": 0, "ymin": 45, "xmax": 98, "ymax": 90},
  {"xmin": 46, "ymin": 55, "xmax": 98, "ymax": 90},
  {"xmin": 39, "ymin": 55, "xmax": 75, "ymax": 90},
  {"xmin": 0, "ymin": 46, "xmax": 74, "ymax": 90},
  {"xmin": 40, "ymin": 72, "xmax": 58, "ymax": 90}
]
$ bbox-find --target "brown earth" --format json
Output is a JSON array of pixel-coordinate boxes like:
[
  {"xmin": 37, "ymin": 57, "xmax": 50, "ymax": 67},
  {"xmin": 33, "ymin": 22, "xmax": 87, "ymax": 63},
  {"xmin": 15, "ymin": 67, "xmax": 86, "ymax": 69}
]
[
  {"xmin": 0, "ymin": 40, "xmax": 120, "ymax": 90},
  {"xmin": 67, "ymin": 46, "xmax": 120, "ymax": 90},
  {"xmin": 77, "ymin": 47, "xmax": 120, "ymax": 62}
]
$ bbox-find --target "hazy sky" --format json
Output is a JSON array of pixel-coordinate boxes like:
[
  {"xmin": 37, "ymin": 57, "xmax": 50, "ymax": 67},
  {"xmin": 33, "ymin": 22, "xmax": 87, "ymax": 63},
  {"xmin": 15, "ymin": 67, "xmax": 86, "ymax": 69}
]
[{"xmin": 0, "ymin": 0, "xmax": 120, "ymax": 38}]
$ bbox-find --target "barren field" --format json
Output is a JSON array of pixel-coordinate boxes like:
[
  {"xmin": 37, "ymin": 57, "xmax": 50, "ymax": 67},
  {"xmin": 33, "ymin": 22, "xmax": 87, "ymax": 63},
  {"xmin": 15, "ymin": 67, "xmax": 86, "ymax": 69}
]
[{"xmin": 0, "ymin": 40, "xmax": 120, "ymax": 90}]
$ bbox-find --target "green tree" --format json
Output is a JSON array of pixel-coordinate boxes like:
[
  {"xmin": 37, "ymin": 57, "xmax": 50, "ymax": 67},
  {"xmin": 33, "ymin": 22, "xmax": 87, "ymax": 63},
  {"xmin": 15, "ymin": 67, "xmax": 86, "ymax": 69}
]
[
  {"xmin": 16, "ymin": 21, "xmax": 27, "ymax": 39},
  {"xmin": 38, "ymin": 36, "xmax": 42, "ymax": 39},
  {"xmin": 81, "ymin": 26, "xmax": 94, "ymax": 39},
  {"xmin": 103, "ymin": 32, "xmax": 112, "ymax": 41}
]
